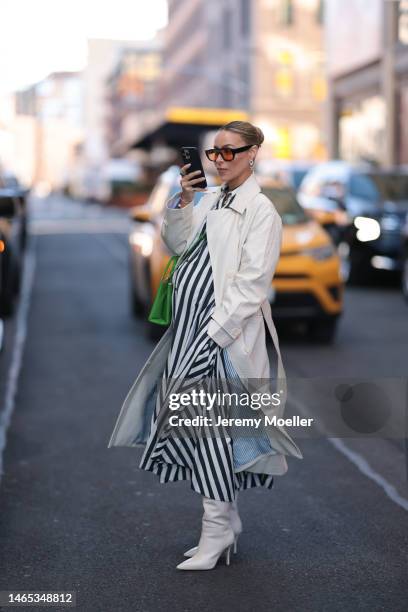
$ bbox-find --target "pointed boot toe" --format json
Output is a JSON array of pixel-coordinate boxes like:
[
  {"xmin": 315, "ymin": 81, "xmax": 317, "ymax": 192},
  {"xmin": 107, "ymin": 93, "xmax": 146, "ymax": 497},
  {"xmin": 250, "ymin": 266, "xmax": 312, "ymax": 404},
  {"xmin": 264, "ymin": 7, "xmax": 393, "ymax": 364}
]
[
  {"xmin": 183, "ymin": 493, "xmax": 242, "ymax": 557},
  {"xmin": 177, "ymin": 496, "xmax": 235, "ymax": 570}
]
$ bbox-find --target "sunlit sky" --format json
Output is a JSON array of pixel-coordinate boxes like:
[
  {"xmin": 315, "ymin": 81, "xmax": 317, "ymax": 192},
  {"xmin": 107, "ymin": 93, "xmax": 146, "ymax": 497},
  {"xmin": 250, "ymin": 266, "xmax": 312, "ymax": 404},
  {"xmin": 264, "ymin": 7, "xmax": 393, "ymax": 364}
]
[{"xmin": 0, "ymin": 0, "xmax": 168, "ymax": 94}]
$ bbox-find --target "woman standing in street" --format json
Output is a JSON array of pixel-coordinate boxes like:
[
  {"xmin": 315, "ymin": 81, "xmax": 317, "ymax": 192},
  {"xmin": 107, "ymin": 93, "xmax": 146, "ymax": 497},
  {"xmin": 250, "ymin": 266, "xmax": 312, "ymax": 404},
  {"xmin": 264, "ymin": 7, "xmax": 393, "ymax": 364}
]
[{"xmin": 108, "ymin": 121, "xmax": 303, "ymax": 571}]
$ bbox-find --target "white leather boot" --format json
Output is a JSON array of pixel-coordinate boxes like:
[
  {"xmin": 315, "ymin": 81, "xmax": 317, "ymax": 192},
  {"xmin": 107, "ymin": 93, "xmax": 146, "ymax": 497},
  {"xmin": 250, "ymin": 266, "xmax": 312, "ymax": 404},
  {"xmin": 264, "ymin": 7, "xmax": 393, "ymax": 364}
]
[
  {"xmin": 176, "ymin": 496, "xmax": 235, "ymax": 570},
  {"xmin": 183, "ymin": 492, "xmax": 242, "ymax": 557}
]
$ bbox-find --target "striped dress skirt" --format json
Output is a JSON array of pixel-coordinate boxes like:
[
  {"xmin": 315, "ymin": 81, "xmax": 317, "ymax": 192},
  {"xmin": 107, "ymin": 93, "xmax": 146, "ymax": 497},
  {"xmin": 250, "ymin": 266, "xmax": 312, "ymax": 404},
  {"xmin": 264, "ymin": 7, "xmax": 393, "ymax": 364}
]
[{"xmin": 139, "ymin": 194, "xmax": 278, "ymax": 502}]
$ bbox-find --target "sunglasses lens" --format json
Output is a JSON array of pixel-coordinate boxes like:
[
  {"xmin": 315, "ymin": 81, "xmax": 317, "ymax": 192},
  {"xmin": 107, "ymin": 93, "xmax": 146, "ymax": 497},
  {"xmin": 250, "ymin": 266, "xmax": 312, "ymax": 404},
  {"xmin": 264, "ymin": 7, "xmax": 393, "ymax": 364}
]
[
  {"xmin": 206, "ymin": 148, "xmax": 236, "ymax": 161},
  {"xmin": 221, "ymin": 148, "xmax": 234, "ymax": 161}
]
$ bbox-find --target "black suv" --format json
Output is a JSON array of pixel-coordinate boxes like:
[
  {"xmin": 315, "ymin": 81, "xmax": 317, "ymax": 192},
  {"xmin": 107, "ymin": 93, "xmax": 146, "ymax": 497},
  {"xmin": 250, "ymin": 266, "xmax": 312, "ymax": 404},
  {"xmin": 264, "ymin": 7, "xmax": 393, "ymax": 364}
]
[{"xmin": 298, "ymin": 161, "xmax": 408, "ymax": 284}]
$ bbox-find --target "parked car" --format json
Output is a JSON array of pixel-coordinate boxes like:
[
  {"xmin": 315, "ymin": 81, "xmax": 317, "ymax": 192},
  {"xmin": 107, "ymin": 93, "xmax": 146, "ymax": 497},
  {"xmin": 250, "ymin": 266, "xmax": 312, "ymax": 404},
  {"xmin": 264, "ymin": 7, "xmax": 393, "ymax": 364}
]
[
  {"xmin": 0, "ymin": 170, "xmax": 29, "ymax": 316},
  {"xmin": 298, "ymin": 161, "xmax": 408, "ymax": 283},
  {"xmin": 258, "ymin": 178, "xmax": 343, "ymax": 342},
  {"xmin": 256, "ymin": 160, "xmax": 315, "ymax": 192},
  {"xmin": 129, "ymin": 166, "xmax": 343, "ymax": 343},
  {"xmin": 0, "ymin": 193, "xmax": 24, "ymax": 316},
  {"xmin": 0, "ymin": 171, "xmax": 29, "ymax": 251}
]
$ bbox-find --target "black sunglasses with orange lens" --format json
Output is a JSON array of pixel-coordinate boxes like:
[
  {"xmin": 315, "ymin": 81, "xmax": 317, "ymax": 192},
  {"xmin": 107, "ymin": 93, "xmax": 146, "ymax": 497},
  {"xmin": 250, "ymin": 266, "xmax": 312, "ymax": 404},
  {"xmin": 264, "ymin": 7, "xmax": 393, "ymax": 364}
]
[{"xmin": 205, "ymin": 144, "xmax": 254, "ymax": 162}]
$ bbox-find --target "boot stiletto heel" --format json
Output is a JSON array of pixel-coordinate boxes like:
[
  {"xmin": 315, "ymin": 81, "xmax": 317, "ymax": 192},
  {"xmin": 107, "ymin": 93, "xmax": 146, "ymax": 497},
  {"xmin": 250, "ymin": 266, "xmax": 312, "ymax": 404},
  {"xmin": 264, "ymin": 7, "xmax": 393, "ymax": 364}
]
[
  {"xmin": 184, "ymin": 494, "xmax": 242, "ymax": 558},
  {"xmin": 177, "ymin": 497, "xmax": 235, "ymax": 571}
]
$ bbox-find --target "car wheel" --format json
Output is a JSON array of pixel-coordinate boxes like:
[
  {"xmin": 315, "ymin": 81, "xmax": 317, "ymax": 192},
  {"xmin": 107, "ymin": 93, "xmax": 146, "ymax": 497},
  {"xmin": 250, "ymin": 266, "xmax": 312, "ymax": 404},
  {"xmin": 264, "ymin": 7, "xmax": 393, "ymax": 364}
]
[
  {"xmin": 308, "ymin": 316, "xmax": 338, "ymax": 344},
  {"xmin": 402, "ymin": 253, "xmax": 408, "ymax": 303}
]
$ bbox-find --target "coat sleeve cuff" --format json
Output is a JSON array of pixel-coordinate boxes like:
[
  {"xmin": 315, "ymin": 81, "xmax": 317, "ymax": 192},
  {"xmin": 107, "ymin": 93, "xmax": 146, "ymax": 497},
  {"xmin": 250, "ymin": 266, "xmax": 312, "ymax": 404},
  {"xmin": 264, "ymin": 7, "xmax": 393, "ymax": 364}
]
[
  {"xmin": 207, "ymin": 317, "xmax": 236, "ymax": 348},
  {"xmin": 161, "ymin": 193, "xmax": 194, "ymax": 251},
  {"xmin": 165, "ymin": 192, "xmax": 194, "ymax": 210},
  {"xmin": 167, "ymin": 195, "xmax": 181, "ymax": 209},
  {"xmin": 210, "ymin": 307, "xmax": 242, "ymax": 341},
  {"xmin": 165, "ymin": 192, "xmax": 182, "ymax": 209}
]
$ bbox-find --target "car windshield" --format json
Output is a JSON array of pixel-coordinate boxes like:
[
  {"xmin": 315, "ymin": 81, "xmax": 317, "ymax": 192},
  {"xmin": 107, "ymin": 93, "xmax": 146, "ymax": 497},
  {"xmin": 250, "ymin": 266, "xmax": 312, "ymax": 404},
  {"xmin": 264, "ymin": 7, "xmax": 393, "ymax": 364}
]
[
  {"xmin": 348, "ymin": 173, "xmax": 381, "ymax": 204},
  {"xmin": 367, "ymin": 173, "xmax": 408, "ymax": 201},
  {"xmin": 261, "ymin": 187, "xmax": 309, "ymax": 225}
]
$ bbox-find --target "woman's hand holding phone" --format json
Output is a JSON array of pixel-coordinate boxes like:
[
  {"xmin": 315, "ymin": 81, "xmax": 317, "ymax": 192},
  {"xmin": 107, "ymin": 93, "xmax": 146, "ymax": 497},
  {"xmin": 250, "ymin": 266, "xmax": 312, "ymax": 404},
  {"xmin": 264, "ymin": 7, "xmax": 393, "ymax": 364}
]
[{"xmin": 179, "ymin": 163, "xmax": 207, "ymax": 207}]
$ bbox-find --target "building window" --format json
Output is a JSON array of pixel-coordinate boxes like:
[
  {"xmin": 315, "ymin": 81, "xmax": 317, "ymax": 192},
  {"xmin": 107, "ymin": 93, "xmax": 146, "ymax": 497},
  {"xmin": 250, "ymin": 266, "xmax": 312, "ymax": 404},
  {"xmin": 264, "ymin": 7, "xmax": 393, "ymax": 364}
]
[
  {"xmin": 241, "ymin": 0, "xmax": 250, "ymax": 36},
  {"xmin": 339, "ymin": 96, "xmax": 385, "ymax": 164},
  {"xmin": 274, "ymin": 66, "xmax": 294, "ymax": 97},
  {"xmin": 279, "ymin": 0, "xmax": 294, "ymax": 26},
  {"xmin": 399, "ymin": 0, "xmax": 408, "ymax": 45}
]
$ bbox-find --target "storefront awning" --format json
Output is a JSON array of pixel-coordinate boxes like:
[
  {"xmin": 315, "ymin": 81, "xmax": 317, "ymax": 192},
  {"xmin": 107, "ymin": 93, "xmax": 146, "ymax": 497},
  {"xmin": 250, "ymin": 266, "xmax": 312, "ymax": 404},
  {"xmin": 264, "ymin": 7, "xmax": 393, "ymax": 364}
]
[{"xmin": 131, "ymin": 107, "xmax": 249, "ymax": 150}]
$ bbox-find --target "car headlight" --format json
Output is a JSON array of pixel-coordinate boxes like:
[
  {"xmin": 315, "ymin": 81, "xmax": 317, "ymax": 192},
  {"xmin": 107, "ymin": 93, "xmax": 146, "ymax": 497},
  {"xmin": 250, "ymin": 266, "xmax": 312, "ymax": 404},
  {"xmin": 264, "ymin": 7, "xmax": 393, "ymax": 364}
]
[
  {"xmin": 353, "ymin": 216, "xmax": 381, "ymax": 242},
  {"xmin": 129, "ymin": 232, "xmax": 154, "ymax": 257},
  {"xmin": 302, "ymin": 245, "xmax": 335, "ymax": 260}
]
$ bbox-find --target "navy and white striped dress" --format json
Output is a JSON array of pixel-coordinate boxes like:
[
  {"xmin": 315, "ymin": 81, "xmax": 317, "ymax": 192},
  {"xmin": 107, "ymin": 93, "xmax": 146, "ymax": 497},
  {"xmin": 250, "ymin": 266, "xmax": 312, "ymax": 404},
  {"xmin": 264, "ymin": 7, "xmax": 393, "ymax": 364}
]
[{"xmin": 139, "ymin": 187, "xmax": 278, "ymax": 502}]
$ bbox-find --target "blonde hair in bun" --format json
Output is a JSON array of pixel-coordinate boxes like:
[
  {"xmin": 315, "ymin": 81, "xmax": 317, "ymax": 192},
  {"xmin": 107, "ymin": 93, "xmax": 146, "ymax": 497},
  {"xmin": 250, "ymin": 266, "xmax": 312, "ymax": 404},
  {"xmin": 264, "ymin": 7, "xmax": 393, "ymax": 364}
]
[{"xmin": 218, "ymin": 121, "xmax": 264, "ymax": 147}]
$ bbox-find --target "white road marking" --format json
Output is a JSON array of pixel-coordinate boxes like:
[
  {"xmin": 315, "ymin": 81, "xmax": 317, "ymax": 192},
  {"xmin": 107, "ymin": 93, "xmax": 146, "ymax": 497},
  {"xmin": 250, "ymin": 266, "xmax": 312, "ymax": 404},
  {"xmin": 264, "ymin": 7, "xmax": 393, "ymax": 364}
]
[
  {"xmin": 290, "ymin": 394, "xmax": 408, "ymax": 512},
  {"xmin": 329, "ymin": 437, "xmax": 408, "ymax": 511},
  {"xmin": 0, "ymin": 235, "xmax": 37, "ymax": 483}
]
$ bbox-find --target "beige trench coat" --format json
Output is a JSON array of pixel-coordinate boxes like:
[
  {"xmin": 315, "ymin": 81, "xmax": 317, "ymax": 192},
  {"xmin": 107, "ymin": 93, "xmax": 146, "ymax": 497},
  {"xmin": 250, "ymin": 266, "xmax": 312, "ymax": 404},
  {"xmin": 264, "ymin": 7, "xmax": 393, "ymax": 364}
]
[{"xmin": 108, "ymin": 173, "xmax": 303, "ymax": 475}]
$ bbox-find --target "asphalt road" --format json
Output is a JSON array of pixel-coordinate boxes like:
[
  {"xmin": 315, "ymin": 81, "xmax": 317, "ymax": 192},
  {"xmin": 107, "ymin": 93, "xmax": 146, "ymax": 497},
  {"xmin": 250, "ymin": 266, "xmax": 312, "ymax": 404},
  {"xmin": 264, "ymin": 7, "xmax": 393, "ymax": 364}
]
[{"xmin": 0, "ymin": 195, "xmax": 407, "ymax": 612}]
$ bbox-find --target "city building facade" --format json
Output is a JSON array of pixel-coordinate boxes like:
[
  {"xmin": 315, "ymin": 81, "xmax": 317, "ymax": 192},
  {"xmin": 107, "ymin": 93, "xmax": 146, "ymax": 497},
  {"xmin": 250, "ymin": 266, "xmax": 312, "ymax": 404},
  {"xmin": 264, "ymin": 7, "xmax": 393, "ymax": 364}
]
[
  {"xmin": 14, "ymin": 71, "xmax": 82, "ymax": 190},
  {"xmin": 116, "ymin": 0, "xmax": 327, "ymax": 163},
  {"xmin": 326, "ymin": 0, "xmax": 408, "ymax": 166}
]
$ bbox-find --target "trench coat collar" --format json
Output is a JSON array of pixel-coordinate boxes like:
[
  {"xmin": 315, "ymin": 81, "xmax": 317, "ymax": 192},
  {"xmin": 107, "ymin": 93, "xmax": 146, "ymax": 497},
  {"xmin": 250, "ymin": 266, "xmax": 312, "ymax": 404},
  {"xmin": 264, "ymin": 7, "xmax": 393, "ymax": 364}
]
[{"xmin": 218, "ymin": 172, "xmax": 261, "ymax": 215}]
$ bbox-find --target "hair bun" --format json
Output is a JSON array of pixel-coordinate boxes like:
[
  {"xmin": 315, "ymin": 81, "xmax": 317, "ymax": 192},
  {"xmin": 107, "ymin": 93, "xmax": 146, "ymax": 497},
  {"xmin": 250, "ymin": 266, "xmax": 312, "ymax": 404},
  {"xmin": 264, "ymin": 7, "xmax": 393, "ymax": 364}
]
[
  {"xmin": 254, "ymin": 127, "xmax": 264, "ymax": 146},
  {"xmin": 219, "ymin": 121, "xmax": 264, "ymax": 147}
]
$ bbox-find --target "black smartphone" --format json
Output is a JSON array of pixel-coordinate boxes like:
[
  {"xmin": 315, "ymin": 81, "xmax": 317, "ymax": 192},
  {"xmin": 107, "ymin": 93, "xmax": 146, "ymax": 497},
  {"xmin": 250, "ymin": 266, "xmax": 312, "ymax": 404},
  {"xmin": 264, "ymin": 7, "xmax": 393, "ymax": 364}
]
[{"xmin": 180, "ymin": 146, "xmax": 208, "ymax": 189}]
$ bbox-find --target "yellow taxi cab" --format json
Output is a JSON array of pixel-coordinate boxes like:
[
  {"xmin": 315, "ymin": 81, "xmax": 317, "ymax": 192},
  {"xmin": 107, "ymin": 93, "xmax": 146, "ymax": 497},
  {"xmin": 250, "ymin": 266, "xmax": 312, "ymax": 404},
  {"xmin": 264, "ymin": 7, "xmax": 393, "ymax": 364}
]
[
  {"xmin": 259, "ymin": 178, "xmax": 343, "ymax": 342},
  {"xmin": 129, "ymin": 167, "xmax": 343, "ymax": 342}
]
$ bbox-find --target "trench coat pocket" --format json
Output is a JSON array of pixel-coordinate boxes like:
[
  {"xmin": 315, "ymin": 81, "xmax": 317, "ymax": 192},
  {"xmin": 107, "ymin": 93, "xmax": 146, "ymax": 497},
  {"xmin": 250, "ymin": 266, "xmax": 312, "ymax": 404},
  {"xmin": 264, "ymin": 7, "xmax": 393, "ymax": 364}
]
[{"xmin": 241, "ymin": 314, "xmax": 265, "ymax": 355}]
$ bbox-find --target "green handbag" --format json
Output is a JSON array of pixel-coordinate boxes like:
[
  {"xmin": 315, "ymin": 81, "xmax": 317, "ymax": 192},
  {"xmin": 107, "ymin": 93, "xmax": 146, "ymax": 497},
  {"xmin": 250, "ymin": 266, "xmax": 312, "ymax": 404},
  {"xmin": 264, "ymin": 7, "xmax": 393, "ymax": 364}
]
[
  {"xmin": 148, "ymin": 255, "xmax": 179, "ymax": 326},
  {"xmin": 148, "ymin": 227, "xmax": 206, "ymax": 326}
]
